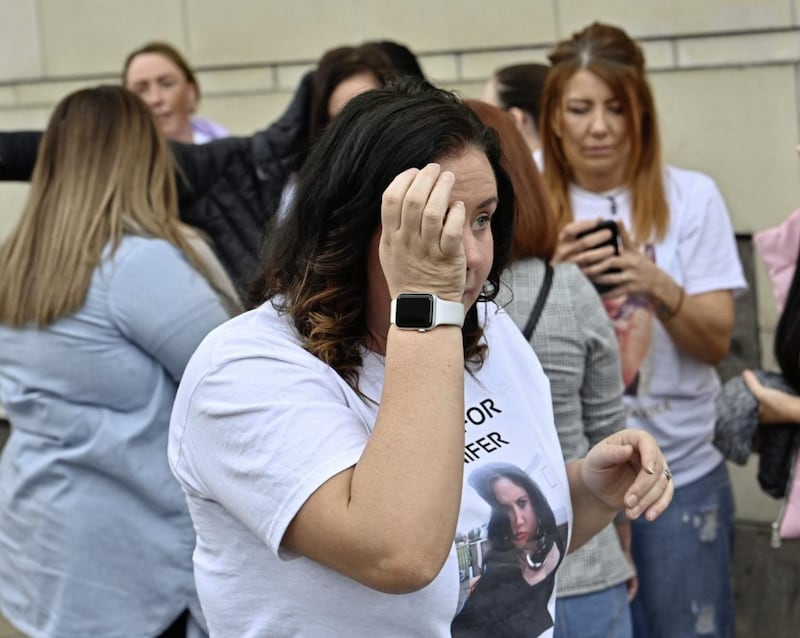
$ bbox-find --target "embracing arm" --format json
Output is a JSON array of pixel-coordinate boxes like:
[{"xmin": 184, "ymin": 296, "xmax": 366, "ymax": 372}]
[
  {"xmin": 743, "ymin": 369, "xmax": 800, "ymax": 424},
  {"xmin": 0, "ymin": 131, "xmax": 41, "ymax": 180},
  {"xmin": 170, "ymin": 72, "xmax": 312, "ymax": 218},
  {"xmin": 250, "ymin": 69, "xmax": 312, "ymax": 180}
]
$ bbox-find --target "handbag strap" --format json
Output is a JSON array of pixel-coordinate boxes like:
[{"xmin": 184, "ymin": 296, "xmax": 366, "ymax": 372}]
[{"xmin": 521, "ymin": 263, "xmax": 554, "ymax": 340}]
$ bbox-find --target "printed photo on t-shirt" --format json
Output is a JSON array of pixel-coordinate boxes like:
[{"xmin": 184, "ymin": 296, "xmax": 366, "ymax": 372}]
[
  {"xmin": 451, "ymin": 461, "xmax": 568, "ymax": 638},
  {"xmin": 604, "ymin": 244, "xmax": 656, "ymax": 397}
]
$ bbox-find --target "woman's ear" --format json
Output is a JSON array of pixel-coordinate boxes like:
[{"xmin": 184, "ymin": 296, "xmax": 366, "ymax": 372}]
[{"xmin": 507, "ymin": 106, "xmax": 527, "ymax": 131}]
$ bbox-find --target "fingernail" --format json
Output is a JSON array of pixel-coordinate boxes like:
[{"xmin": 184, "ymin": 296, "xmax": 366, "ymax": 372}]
[
  {"xmin": 626, "ymin": 494, "xmax": 638, "ymax": 508},
  {"xmin": 645, "ymin": 464, "xmax": 655, "ymax": 474}
]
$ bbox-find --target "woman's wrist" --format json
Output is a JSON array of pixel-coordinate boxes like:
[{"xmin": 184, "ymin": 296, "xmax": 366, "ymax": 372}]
[{"xmin": 650, "ymin": 271, "xmax": 684, "ymax": 322}]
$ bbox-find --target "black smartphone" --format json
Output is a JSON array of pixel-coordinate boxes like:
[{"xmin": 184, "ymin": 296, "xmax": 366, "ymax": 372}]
[{"xmin": 575, "ymin": 220, "xmax": 619, "ymax": 294}]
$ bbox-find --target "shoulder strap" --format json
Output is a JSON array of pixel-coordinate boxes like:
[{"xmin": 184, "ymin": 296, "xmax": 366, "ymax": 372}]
[{"xmin": 521, "ymin": 263, "xmax": 554, "ymax": 340}]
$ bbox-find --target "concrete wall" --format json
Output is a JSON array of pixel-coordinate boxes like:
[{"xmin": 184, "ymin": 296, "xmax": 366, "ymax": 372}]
[{"xmin": 1, "ymin": 0, "xmax": 799, "ymax": 522}]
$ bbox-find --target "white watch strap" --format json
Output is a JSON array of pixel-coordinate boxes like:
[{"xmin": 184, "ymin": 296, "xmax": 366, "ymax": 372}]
[
  {"xmin": 390, "ymin": 293, "xmax": 464, "ymax": 330},
  {"xmin": 432, "ymin": 296, "xmax": 465, "ymax": 327}
]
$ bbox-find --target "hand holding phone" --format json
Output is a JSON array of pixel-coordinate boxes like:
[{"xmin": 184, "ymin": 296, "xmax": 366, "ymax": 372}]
[{"xmin": 575, "ymin": 220, "xmax": 620, "ymax": 294}]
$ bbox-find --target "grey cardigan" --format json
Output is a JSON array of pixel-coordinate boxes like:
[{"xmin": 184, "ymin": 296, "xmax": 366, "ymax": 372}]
[{"xmin": 503, "ymin": 258, "xmax": 634, "ymax": 596}]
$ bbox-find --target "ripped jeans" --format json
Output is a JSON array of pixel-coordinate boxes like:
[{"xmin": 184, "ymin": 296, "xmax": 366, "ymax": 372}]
[{"xmin": 631, "ymin": 462, "xmax": 735, "ymax": 638}]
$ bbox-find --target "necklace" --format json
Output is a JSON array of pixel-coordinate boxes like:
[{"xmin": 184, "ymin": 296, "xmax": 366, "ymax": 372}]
[
  {"xmin": 523, "ymin": 531, "xmax": 554, "ymax": 570},
  {"xmin": 525, "ymin": 551, "xmax": 546, "ymax": 570}
]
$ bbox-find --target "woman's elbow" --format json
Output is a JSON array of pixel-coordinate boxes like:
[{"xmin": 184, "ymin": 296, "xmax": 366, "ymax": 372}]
[
  {"xmin": 697, "ymin": 334, "xmax": 732, "ymax": 366},
  {"xmin": 360, "ymin": 546, "xmax": 450, "ymax": 594}
]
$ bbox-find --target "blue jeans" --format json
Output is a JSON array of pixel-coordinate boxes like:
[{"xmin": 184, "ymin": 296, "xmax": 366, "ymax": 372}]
[
  {"xmin": 631, "ymin": 462, "xmax": 735, "ymax": 638},
  {"xmin": 554, "ymin": 582, "xmax": 632, "ymax": 638}
]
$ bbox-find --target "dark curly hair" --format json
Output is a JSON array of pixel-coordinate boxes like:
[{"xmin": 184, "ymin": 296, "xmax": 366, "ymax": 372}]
[{"xmin": 249, "ymin": 79, "xmax": 515, "ymax": 391}]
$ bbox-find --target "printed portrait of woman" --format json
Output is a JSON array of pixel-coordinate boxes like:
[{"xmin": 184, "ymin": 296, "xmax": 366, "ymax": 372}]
[
  {"xmin": 603, "ymin": 293, "xmax": 652, "ymax": 395},
  {"xmin": 452, "ymin": 462, "xmax": 568, "ymax": 638},
  {"xmin": 603, "ymin": 244, "xmax": 657, "ymax": 396}
]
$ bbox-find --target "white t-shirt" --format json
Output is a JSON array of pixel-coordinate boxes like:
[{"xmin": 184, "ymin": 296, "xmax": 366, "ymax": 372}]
[
  {"xmin": 169, "ymin": 300, "xmax": 570, "ymax": 638},
  {"xmin": 569, "ymin": 166, "xmax": 747, "ymax": 486}
]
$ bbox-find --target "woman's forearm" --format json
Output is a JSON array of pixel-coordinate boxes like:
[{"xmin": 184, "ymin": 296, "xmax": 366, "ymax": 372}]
[
  {"xmin": 284, "ymin": 325, "xmax": 466, "ymax": 593},
  {"xmin": 649, "ymin": 271, "xmax": 734, "ymax": 365},
  {"xmin": 767, "ymin": 393, "xmax": 800, "ymax": 423},
  {"xmin": 566, "ymin": 459, "xmax": 618, "ymax": 552},
  {"xmin": 350, "ymin": 327, "xmax": 465, "ymax": 573}
]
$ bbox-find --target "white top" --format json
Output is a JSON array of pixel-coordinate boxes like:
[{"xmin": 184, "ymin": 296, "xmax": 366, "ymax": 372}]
[
  {"xmin": 569, "ymin": 166, "xmax": 747, "ymax": 486},
  {"xmin": 169, "ymin": 301, "xmax": 571, "ymax": 637}
]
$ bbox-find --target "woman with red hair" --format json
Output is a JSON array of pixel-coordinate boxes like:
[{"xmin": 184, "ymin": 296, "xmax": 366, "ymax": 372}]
[{"xmin": 539, "ymin": 22, "xmax": 746, "ymax": 638}]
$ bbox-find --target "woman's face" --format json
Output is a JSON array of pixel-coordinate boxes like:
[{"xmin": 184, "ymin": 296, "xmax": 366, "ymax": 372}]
[
  {"xmin": 364, "ymin": 146, "xmax": 497, "ymax": 347},
  {"xmin": 327, "ymin": 71, "xmax": 381, "ymax": 120},
  {"xmin": 554, "ymin": 69, "xmax": 630, "ymax": 192},
  {"xmin": 125, "ymin": 53, "xmax": 197, "ymax": 143},
  {"xmin": 440, "ymin": 146, "xmax": 497, "ymax": 309},
  {"xmin": 493, "ymin": 476, "xmax": 538, "ymax": 548}
]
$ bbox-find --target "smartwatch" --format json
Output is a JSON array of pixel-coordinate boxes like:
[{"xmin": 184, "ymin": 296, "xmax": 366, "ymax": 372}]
[{"xmin": 390, "ymin": 293, "xmax": 464, "ymax": 331}]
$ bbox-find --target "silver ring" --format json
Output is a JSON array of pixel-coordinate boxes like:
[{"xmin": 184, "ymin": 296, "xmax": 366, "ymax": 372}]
[{"xmin": 663, "ymin": 467, "xmax": 672, "ymax": 481}]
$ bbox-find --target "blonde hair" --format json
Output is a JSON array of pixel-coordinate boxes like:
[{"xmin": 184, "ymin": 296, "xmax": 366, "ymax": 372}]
[
  {"xmin": 0, "ymin": 85, "xmax": 215, "ymax": 326},
  {"xmin": 540, "ymin": 22, "xmax": 668, "ymax": 243}
]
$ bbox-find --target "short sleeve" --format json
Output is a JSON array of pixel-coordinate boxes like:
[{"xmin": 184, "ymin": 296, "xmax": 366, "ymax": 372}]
[
  {"xmin": 753, "ymin": 208, "xmax": 800, "ymax": 311},
  {"xmin": 170, "ymin": 346, "xmax": 369, "ymax": 556},
  {"xmin": 107, "ymin": 239, "xmax": 231, "ymax": 381},
  {"xmin": 672, "ymin": 172, "xmax": 747, "ymax": 297}
]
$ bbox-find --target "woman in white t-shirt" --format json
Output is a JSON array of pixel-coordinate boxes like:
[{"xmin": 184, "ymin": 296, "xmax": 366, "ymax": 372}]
[
  {"xmin": 539, "ymin": 22, "xmax": 746, "ymax": 638},
  {"xmin": 168, "ymin": 78, "xmax": 673, "ymax": 638}
]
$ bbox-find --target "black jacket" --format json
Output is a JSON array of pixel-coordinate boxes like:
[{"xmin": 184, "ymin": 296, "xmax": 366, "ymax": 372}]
[{"xmin": 0, "ymin": 72, "xmax": 312, "ymax": 294}]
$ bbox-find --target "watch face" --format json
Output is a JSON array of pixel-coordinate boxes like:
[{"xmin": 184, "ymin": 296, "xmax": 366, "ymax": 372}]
[{"xmin": 395, "ymin": 294, "xmax": 434, "ymax": 329}]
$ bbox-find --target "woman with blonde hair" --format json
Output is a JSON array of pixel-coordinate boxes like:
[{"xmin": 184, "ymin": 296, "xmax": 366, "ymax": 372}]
[
  {"xmin": 0, "ymin": 86, "xmax": 235, "ymax": 637},
  {"xmin": 540, "ymin": 22, "xmax": 745, "ymax": 637}
]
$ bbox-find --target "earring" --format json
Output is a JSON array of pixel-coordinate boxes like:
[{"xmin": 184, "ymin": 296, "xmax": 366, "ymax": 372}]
[{"xmin": 478, "ymin": 281, "xmax": 496, "ymax": 302}]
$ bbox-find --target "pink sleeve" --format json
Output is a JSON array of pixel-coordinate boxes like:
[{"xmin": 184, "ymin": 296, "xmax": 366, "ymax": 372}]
[
  {"xmin": 779, "ymin": 454, "xmax": 800, "ymax": 539},
  {"xmin": 753, "ymin": 209, "xmax": 800, "ymax": 312}
]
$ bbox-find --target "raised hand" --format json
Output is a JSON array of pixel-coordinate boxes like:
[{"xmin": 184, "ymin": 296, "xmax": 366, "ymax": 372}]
[
  {"xmin": 582, "ymin": 428, "xmax": 674, "ymax": 522},
  {"xmin": 380, "ymin": 163, "xmax": 466, "ymax": 302}
]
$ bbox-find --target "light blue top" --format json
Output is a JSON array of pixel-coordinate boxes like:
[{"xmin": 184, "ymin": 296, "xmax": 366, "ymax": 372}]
[{"xmin": 0, "ymin": 235, "xmax": 230, "ymax": 638}]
